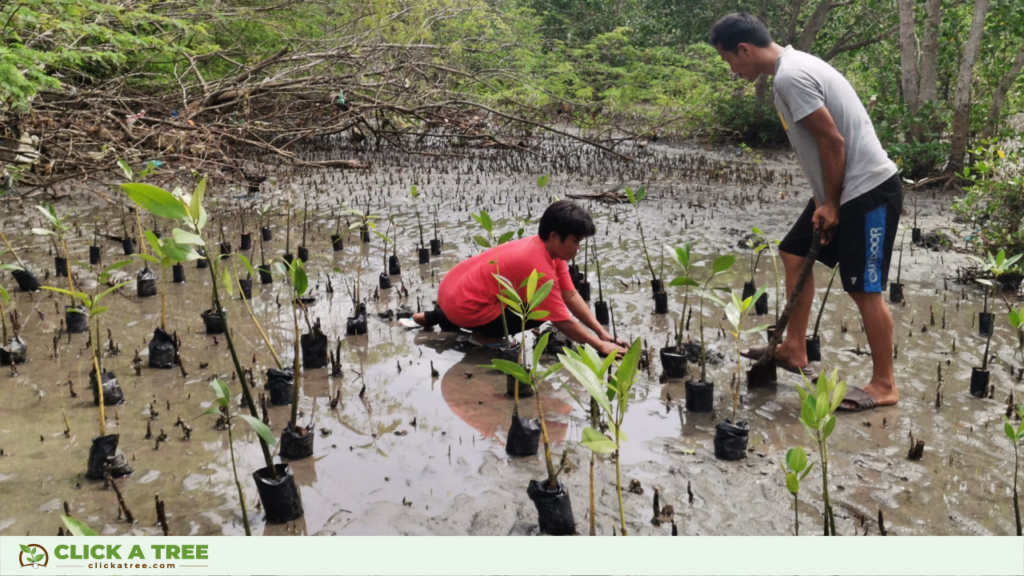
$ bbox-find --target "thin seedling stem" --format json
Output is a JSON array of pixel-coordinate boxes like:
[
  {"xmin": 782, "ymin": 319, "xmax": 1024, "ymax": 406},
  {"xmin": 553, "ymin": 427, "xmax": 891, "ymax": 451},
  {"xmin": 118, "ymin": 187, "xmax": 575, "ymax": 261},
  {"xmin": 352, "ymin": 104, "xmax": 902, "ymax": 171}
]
[
  {"xmin": 233, "ymin": 262, "xmax": 282, "ymax": 370},
  {"xmin": 226, "ymin": 410, "xmax": 252, "ymax": 536},
  {"xmin": 812, "ymin": 267, "xmax": 839, "ymax": 339},
  {"xmin": 0, "ymin": 231, "xmax": 26, "ymax": 268}
]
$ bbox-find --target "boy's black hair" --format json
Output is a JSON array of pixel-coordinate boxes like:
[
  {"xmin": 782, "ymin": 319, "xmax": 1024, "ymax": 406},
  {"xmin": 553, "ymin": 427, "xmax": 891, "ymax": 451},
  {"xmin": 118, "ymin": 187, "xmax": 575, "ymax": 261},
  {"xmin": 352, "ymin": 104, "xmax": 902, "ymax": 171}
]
[
  {"xmin": 710, "ymin": 12, "xmax": 773, "ymax": 53},
  {"xmin": 538, "ymin": 200, "xmax": 596, "ymax": 241}
]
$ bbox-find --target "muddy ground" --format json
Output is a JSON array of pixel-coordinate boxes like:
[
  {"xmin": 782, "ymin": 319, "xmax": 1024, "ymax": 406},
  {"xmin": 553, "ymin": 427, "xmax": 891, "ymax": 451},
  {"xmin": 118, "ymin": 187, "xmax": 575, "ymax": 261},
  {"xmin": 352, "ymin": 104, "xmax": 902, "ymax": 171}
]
[{"xmin": 1, "ymin": 136, "xmax": 1021, "ymax": 537}]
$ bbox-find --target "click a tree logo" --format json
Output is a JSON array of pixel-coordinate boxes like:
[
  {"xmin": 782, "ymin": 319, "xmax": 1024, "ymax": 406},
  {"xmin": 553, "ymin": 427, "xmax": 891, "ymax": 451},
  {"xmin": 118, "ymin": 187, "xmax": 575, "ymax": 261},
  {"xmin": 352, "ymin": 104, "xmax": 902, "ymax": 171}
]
[{"xmin": 19, "ymin": 544, "xmax": 48, "ymax": 568}]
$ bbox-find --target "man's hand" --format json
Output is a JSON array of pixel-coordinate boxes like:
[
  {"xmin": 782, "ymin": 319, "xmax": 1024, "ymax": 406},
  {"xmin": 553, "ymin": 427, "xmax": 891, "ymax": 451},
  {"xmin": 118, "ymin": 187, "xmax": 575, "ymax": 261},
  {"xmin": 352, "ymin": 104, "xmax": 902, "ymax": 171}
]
[
  {"xmin": 812, "ymin": 203, "xmax": 839, "ymax": 245},
  {"xmin": 596, "ymin": 340, "xmax": 627, "ymax": 357},
  {"xmin": 598, "ymin": 329, "xmax": 628, "ymax": 348}
]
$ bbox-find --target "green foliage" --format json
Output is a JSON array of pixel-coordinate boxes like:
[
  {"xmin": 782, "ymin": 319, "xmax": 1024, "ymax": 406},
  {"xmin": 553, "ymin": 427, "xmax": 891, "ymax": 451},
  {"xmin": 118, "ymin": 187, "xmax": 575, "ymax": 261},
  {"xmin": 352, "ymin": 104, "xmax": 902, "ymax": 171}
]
[
  {"xmin": 954, "ymin": 144, "xmax": 1024, "ymax": 258},
  {"xmin": 61, "ymin": 515, "xmax": 98, "ymax": 536},
  {"xmin": 709, "ymin": 90, "xmax": 788, "ymax": 145},
  {"xmin": 795, "ymin": 368, "xmax": 845, "ymax": 535}
]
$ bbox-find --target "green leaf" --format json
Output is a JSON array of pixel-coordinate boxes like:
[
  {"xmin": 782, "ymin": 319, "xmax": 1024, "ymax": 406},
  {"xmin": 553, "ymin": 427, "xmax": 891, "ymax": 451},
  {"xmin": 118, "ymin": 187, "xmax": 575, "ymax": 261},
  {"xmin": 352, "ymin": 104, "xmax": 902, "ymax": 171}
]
[
  {"xmin": 203, "ymin": 406, "xmax": 224, "ymax": 416},
  {"xmin": 526, "ymin": 269, "xmax": 539, "ymax": 303},
  {"xmin": 237, "ymin": 253, "xmax": 255, "ymax": 280},
  {"xmin": 0, "ymin": 263, "xmax": 24, "ymax": 272},
  {"xmin": 0, "ymin": 285, "xmax": 7, "ymax": 306},
  {"xmin": 712, "ymin": 255, "xmax": 735, "ymax": 275},
  {"xmin": 537, "ymin": 174, "xmax": 550, "ymax": 188},
  {"xmin": 635, "ymin": 186, "xmax": 647, "ymax": 203},
  {"xmin": 62, "ymin": 515, "xmax": 98, "ymax": 536},
  {"xmin": 822, "ymin": 415, "xmax": 836, "ymax": 439},
  {"xmin": 497, "ymin": 295, "xmax": 522, "ymax": 313},
  {"xmin": 222, "ymin": 266, "xmax": 234, "ymax": 298},
  {"xmin": 172, "ymin": 228, "xmax": 204, "ymax": 246},
  {"xmin": 410, "ymin": 185, "xmax": 419, "ymax": 198},
  {"xmin": 136, "ymin": 253, "xmax": 161, "ymax": 265},
  {"xmin": 786, "ymin": 473, "xmax": 799, "ymax": 495},
  {"xmin": 487, "ymin": 359, "xmax": 531, "ymax": 385},
  {"xmin": 291, "ymin": 259, "xmax": 308, "ymax": 296},
  {"xmin": 41, "ymin": 286, "xmax": 89, "ymax": 302},
  {"xmin": 533, "ymin": 332, "xmax": 550, "ymax": 372},
  {"xmin": 91, "ymin": 306, "xmax": 109, "ymax": 316},
  {"xmin": 527, "ymin": 310, "xmax": 550, "ymax": 321},
  {"xmin": 606, "ymin": 420, "xmax": 628, "ymax": 442},
  {"xmin": 473, "ymin": 235, "xmax": 492, "ymax": 249},
  {"xmin": 1005, "ymin": 418, "xmax": 1016, "ymax": 441},
  {"xmin": 815, "ymin": 391, "xmax": 830, "ymax": 422},
  {"xmin": 190, "ymin": 179, "xmax": 206, "ymax": 222},
  {"xmin": 497, "ymin": 231, "xmax": 515, "ymax": 245},
  {"xmin": 625, "ymin": 187, "xmax": 636, "ymax": 204},
  {"xmin": 144, "ymin": 230, "xmax": 164, "ymax": 258},
  {"xmin": 528, "ymin": 279, "xmax": 555, "ymax": 312},
  {"xmin": 670, "ymin": 276, "xmax": 699, "ymax": 287},
  {"xmin": 830, "ymin": 380, "xmax": 847, "ymax": 414},
  {"xmin": 274, "ymin": 262, "xmax": 288, "ymax": 276},
  {"xmin": 472, "ymin": 211, "xmax": 493, "ymax": 233},
  {"xmin": 211, "ymin": 378, "xmax": 230, "ymax": 408},
  {"xmin": 118, "ymin": 159, "xmax": 133, "ymax": 181},
  {"xmin": 30, "ymin": 227, "xmax": 54, "ymax": 236},
  {"xmin": 613, "ymin": 338, "xmax": 643, "ymax": 397},
  {"xmin": 800, "ymin": 396, "xmax": 816, "ymax": 427},
  {"xmin": 786, "ymin": 446, "xmax": 807, "ymax": 472},
  {"xmin": 558, "ymin": 354, "xmax": 612, "ymax": 416},
  {"xmin": 121, "ymin": 183, "xmax": 189, "ymax": 221},
  {"xmin": 93, "ymin": 282, "xmax": 131, "ymax": 306},
  {"xmin": 239, "ymin": 415, "xmax": 277, "ymax": 447},
  {"xmin": 581, "ymin": 427, "xmax": 617, "ymax": 454}
]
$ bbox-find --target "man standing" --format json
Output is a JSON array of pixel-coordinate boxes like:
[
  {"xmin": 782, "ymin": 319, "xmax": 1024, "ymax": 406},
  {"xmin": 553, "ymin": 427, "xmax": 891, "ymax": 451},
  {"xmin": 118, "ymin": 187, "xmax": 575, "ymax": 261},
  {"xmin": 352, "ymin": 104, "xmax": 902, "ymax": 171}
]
[{"xmin": 711, "ymin": 12, "xmax": 903, "ymax": 411}]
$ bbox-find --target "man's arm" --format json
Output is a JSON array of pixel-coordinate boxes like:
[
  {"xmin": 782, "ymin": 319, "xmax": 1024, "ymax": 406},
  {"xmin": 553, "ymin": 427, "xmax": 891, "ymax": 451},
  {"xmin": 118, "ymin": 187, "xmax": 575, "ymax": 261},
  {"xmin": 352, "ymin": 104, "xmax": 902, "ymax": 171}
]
[
  {"xmin": 801, "ymin": 106, "xmax": 846, "ymax": 244},
  {"xmin": 555, "ymin": 288, "xmax": 626, "ymax": 355}
]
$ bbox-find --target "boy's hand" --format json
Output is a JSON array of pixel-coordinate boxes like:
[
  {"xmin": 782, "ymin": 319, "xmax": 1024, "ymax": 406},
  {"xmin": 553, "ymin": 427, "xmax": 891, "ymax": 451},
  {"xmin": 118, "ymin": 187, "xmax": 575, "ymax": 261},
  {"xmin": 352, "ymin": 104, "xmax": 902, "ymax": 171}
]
[
  {"xmin": 598, "ymin": 330, "xmax": 628, "ymax": 348},
  {"xmin": 596, "ymin": 340, "xmax": 627, "ymax": 357}
]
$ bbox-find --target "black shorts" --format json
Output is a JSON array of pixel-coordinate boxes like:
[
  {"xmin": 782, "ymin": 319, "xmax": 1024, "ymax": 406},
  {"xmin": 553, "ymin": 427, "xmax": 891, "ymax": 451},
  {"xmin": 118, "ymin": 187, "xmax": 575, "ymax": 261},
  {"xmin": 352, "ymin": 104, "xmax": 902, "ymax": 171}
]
[
  {"xmin": 422, "ymin": 307, "xmax": 544, "ymax": 339},
  {"xmin": 778, "ymin": 173, "xmax": 903, "ymax": 293}
]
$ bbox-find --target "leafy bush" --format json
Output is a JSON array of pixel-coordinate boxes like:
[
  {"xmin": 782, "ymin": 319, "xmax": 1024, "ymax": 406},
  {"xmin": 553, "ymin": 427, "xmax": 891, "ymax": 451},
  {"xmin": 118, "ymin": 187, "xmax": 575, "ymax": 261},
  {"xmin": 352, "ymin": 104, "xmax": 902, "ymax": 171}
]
[
  {"xmin": 708, "ymin": 90, "xmax": 788, "ymax": 146},
  {"xmin": 952, "ymin": 142, "xmax": 1024, "ymax": 258},
  {"xmin": 872, "ymin": 100, "xmax": 950, "ymax": 180}
]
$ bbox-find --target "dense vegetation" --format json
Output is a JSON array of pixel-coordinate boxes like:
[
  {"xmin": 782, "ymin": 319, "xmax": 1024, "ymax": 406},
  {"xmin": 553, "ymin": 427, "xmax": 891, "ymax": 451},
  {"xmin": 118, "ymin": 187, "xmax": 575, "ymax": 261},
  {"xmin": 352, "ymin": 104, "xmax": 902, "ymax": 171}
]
[{"xmin": 2, "ymin": 0, "xmax": 1023, "ymax": 254}]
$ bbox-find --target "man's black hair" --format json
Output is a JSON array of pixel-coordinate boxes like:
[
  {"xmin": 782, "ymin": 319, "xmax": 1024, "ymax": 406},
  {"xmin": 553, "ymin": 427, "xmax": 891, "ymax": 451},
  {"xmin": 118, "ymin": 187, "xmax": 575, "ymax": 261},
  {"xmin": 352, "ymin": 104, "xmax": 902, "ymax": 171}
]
[
  {"xmin": 538, "ymin": 200, "xmax": 596, "ymax": 241},
  {"xmin": 710, "ymin": 12, "xmax": 773, "ymax": 53}
]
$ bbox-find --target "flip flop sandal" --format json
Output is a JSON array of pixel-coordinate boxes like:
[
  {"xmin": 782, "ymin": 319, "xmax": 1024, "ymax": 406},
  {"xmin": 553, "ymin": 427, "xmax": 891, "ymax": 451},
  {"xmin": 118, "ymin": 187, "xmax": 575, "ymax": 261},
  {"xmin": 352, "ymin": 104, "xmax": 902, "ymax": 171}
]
[
  {"xmin": 774, "ymin": 358, "xmax": 817, "ymax": 380},
  {"xmin": 741, "ymin": 345, "xmax": 769, "ymax": 360},
  {"xmin": 836, "ymin": 387, "xmax": 880, "ymax": 412},
  {"xmin": 398, "ymin": 318, "xmax": 419, "ymax": 329}
]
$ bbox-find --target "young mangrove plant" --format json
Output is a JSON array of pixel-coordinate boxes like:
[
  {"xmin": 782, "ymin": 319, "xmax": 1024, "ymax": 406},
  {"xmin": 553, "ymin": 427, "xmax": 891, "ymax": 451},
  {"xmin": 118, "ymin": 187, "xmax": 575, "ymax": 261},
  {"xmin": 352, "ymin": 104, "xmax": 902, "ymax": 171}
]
[
  {"xmin": 31, "ymin": 203, "xmax": 86, "ymax": 331},
  {"xmin": 795, "ymin": 369, "xmax": 847, "ymax": 535},
  {"xmin": 705, "ymin": 282, "xmax": 768, "ymax": 460},
  {"xmin": 781, "ymin": 446, "xmax": 814, "ymax": 535},
  {"xmin": 483, "ymin": 269, "xmax": 554, "ymax": 456},
  {"xmin": 487, "ymin": 330, "xmax": 574, "ymax": 534},
  {"xmin": 44, "ymin": 261, "xmax": 133, "ymax": 478},
  {"xmin": 202, "ymin": 378, "xmax": 277, "ymax": 535},
  {"xmin": 344, "ymin": 207, "xmax": 379, "ymax": 315},
  {"xmin": 138, "ymin": 228, "xmax": 204, "ymax": 368},
  {"xmin": 1003, "ymin": 402, "xmax": 1024, "ymax": 535},
  {"xmin": 625, "ymin": 186, "xmax": 659, "ymax": 295},
  {"xmin": 661, "ymin": 243, "xmax": 699, "ymax": 377},
  {"xmin": 410, "ymin": 185, "xmax": 430, "ymax": 263},
  {"xmin": 0, "ymin": 271, "xmax": 27, "ymax": 365},
  {"xmin": 122, "ymin": 177, "xmax": 303, "ymax": 521},
  {"xmin": 561, "ymin": 353, "xmax": 612, "ymax": 536},
  {"xmin": 559, "ymin": 338, "xmax": 643, "ymax": 535},
  {"xmin": 592, "ymin": 239, "xmax": 610, "ymax": 325},
  {"xmin": 472, "ymin": 209, "xmax": 516, "ymax": 350},
  {"xmin": 807, "ymin": 266, "xmax": 839, "ymax": 362},
  {"xmin": 970, "ymin": 250, "xmax": 1022, "ymax": 396},
  {"xmin": 749, "ymin": 227, "xmax": 780, "ymax": 321}
]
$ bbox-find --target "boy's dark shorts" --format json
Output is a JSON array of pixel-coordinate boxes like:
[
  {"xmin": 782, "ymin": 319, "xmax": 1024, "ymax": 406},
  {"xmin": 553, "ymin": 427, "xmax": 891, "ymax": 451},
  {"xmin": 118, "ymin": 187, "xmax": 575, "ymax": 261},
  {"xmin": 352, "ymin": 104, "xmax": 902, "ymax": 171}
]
[{"xmin": 778, "ymin": 173, "xmax": 903, "ymax": 293}]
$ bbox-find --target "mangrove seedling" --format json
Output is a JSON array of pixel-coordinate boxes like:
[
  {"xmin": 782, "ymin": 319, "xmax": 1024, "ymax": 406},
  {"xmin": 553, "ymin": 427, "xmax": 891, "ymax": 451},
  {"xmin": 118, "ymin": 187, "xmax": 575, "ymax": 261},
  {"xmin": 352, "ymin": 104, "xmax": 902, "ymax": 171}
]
[
  {"xmin": 139, "ymin": 229, "xmax": 203, "ymax": 332},
  {"xmin": 0, "ymin": 271, "xmax": 26, "ymax": 365},
  {"xmin": 1009, "ymin": 307, "xmax": 1024, "ymax": 363},
  {"xmin": 781, "ymin": 446, "xmax": 814, "ymax": 535},
  {"xmin": 121, "ymin": 178, "xmax": 282, "ymax": 483},
  {"xmin": 706, "ymin": 282, "xmax": 770, "ymax": 420},
  {"xmin": 410, "ymin": 185, "xmax": 426, "ymax": 248},
  {"xmin": 31, "ymin": 203, "xmax": 81, "ymax": 310},
  {"xmin": 810, "ymin": 266, "xmax": 839, "ymax": 343},
  {"xmin": 472, "ymin": 209, "xmax": 516, "ymax": 346},
  {"xmin": 795, "ymin": 368, "xmax": 847, "ymax": 536},
  {"xmin": 1003, "ymin": 402, "xmax": 1024, "ymax": 535},
  {"xmin": 625, "ymin": 186, "xmax": 658, "ymax": 291},
  {"xmin": 559, "ymin": 338, "xmax": 643, "ymax": 536},
  {"xmin": 562, "ymin": 360, "xmax": 610, "ymax": 536},
  {"xmin": 202, "ymin": 378, "xmax": 277, "ymax": 536},
  {"xmin": 971, "ymin": 249, "xmax": 1021, "ymax": 328},
  {"xmin": 665, "ymin": 243, "xmax": 698, "ymax": 353},
  {"xmin": 344, "ymin": 208, "xmax": 379, "ymax": 307},
  {"xmin": 690, "ymin": 254, "xmax": 736, "ymax": 384},
  {"xmin": 592, "ymin": 239, "xmax": 609, "ymax": 325},
  {"xmin": 750, "ymin": 227, "xmax": 781, "ymax": 322},
  {"xmin": 273, "ymin": 257, "xmax": 320, "ymax": 456}
]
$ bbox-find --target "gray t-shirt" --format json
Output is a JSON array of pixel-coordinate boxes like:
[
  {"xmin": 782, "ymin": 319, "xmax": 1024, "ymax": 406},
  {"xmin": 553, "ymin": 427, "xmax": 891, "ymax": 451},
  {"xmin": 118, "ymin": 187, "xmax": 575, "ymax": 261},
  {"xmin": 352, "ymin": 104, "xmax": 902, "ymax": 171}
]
[{"xmin": 773, "ymin": 47, "xmax": 897, "ymax": 206}]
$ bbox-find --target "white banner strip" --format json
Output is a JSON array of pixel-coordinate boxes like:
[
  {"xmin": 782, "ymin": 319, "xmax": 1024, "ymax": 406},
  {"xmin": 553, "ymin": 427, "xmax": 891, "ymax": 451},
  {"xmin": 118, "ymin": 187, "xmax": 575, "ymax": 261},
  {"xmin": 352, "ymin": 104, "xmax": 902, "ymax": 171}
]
[{"xmin": 2, "ymin": 536, "xmax": 1022, "ymax": 575}]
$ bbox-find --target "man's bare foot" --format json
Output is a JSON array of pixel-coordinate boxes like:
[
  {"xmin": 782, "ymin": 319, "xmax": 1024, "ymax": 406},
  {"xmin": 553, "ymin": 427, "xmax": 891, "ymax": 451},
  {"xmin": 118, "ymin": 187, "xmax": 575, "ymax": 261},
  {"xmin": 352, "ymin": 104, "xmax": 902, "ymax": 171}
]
[
  {"xmin": 773, "ymin": 341, "xmax": 809, "ymax": 368},
  {"xmin": 840, "ymin": 380, "xmax": 899, "ymax": 410}
]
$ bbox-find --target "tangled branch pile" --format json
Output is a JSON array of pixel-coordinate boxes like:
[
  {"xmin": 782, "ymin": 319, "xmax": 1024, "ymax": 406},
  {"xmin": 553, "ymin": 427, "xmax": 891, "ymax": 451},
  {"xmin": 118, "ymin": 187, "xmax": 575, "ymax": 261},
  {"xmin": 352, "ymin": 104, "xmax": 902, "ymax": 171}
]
[{"xmin": 2, "ymin": 0, "xmax": 713, "ymax": 193}]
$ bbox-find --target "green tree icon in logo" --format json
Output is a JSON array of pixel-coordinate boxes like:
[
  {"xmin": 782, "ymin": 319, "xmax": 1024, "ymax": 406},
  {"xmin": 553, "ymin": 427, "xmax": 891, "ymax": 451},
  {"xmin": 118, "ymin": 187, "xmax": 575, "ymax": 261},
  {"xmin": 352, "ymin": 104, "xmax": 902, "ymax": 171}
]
[{"xmin": 20, "ymin": 544, "xmax": 44, "ymax": 567}]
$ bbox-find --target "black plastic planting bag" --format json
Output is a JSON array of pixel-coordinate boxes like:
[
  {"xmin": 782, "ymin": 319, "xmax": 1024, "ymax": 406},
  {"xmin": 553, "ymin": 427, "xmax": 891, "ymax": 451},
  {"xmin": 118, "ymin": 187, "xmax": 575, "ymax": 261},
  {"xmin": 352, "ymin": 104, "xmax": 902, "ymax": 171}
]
[
  {"xmin": 654, "ymin": 291, "xmax": 669, "ymax": 314},
  {"xmin": 90, "ymin": 368, "xmax": 124, "ymax": 406},
  {"xmin": 252, "ymin": 464, "xmax": 304, "ymax": 523},
  {"xmin": 201, "ymin": 308, "xmax": 225, "ymax": 335},
  {"xmin": 497, "ymin": 342, "xmax": 521, "ymax": 363},
  {"xmin": 388, "ymin": 255, "xmax": 401, "ymax": 276},
  {"xmin": 301, "ymin": 326, "xmax": 328, "ymax": 369},
  {"xmin": 742, "ymin": 281, "xmax": 755, "ymax": 300},
  {"xmin": 346, "ymin": 309, "xmax": 368, "ymax": 336},
  {"xmin": 89, "ymin": 245, "xmax": 102, "ymax": 265},
  {"xmin": 595, "ymin": 300, "xmax": 610, "ymax": 325},
  {"xmin": 266, "ymin": 368, "xmax": 295, "ymax": 406},
  {"xmin": 258, "ymin": 265, "xmax": 273, "ymax": 284},
  {"xmin": 239, "ymin": 277, "xmax": 253, "ymax": 300},
  {"xmin": 87, "ymin": 434, "xmax": 133, "ymax": 480},
  {"xmin": 240, "ymin": 232, "xmax": 252, "ymax": 251},
  {"xmin": 430, "ymin": 238, "xmax": 442, "ymax": 256},
  {"xmin": 65, "ymin": 305, "xmax": 89, "ymax": 334},
  {"xmin": 754, "ymin": 291, "xmax": 769, "ymax": 316},
  {"xmin": 148, "ymin": 328, "xmax": 176, "ymax": 369},
  {"xmin": 137, "ymin": 267, "xmax": 158, "ymax": 298},
  {"xmin": 298, "ymin": 246, "xmax": 309, "ymax": 263},
  {"xmin": 746, "ymin": 360, "xmax": 777, "ymax": 386},
  {"xmin": 970, "ymin": 367, "xmax": 989, "ymax": 398},
  {"xmin": 685, "ymin": 380, "xmax": 714, "ymax": 412},
  {"xmin": 0, "ymin": 336, "xmax": 27, "ymax": 365},
  {"xmin": 650, "ymin": 278, "xmax": 664, "ymax": 295},
  {"xmin": 505, "ymin": 415, "xmax": 540, "ymax": 457},
  {"xmin": 122, "ymin": 238, "xmax": 136, "ymax": 255},
  {"xmin": 280, "ymin": 423, "xmax": 315, "ymax": 460},
  {"xmin": 172, "ymin": 263, "xmax": 186, "ymax": 283},
  {"xmin": 55, "ymin": 256, "xmax": 68, "ymax": 277},
  {"xmin": 418, "ymin": 247, "xmax": 430, "ymax": 264},
  {"xmin": 331, "ymin": 235, "xmax": 344, "ymax": 251},
  {"xmin": 889, "ymin": 282, "xmax": 903, "ymax": 304},
  {"xmin": 659, "ymin": 347, "xmax": 687, "ymax": 379},
  {"xmin": 378, "ymin": 272, "xmax": 391, "ymax": 290},
  {"xmin": 527, "ymin": 480, "xmax": 575, "ymax": 535},
  {"xmin": 578, "ymin": 281, "xmax": 591, "ymax": 302},
  {"xmin": 262, "ymin": 227, "xmax": 273, "ymax": 242},
  {"xmin": 12, "ymin": 268, "xmax": 40, "ymax": 292},
  {"xmin": 806, "ymin": 336, "xmax": 821, "ymax": 363},
  {"xmin": 979, "ymin": 312, "xmax": 994, "ymax": 337},
  {"xmin": 714, "ymin": 419, "xmax": 749, "ymax": 461}
]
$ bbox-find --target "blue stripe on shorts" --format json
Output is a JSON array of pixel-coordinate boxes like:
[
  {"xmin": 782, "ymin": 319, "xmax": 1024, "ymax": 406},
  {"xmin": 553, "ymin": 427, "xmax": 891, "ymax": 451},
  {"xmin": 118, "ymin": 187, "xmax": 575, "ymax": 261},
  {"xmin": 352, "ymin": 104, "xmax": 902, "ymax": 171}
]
[{"xmin": 863, "ymin": 204, "xmax": 886, "ymax": 292}]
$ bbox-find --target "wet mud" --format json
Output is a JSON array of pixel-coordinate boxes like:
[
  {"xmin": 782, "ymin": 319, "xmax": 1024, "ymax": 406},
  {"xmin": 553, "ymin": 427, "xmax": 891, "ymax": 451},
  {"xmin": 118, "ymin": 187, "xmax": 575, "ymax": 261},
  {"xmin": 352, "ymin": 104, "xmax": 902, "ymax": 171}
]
[{"xmin": 0, "ymin": 137, "xmax": 1021, "ymax": 536}]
